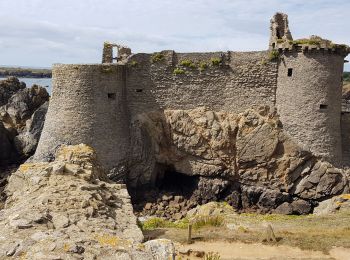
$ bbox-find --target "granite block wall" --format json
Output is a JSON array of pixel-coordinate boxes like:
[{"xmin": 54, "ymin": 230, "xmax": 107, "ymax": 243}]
[
  {"xmin": 126, "ymin": 51, "xmax": 278, "ymax": 117},
  {"xmin": 276, "ymin": 51, "xmax": 344, "ymax": 165}
]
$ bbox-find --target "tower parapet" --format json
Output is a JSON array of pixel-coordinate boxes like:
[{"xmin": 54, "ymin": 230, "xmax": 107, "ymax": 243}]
[{"xmin": 275, "ymin": 34, "xmax": 349, "ymax": 165}]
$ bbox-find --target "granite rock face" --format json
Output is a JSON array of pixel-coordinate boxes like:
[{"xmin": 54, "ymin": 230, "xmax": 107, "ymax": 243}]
[
  {"xmin": 0, "ymin": 144, "xmax": 168, "ymax": 259},
  {"xmin": 0, "ymin": 77, "xmax": 26, "ymax": 107},
  {"xmin": 14, "ymin": 102, "xmax": 49, "ymax": 157},
  {"xmin": 0, "ymin": 122, "xmax": 18, "ymax": 166},
  {"xmin": 0, "ymin": 77, "xmax": 49, "ymax": 165},
  {"xmin": 129, "ymin": 107, "xmax": 349, "ymax": 214}
]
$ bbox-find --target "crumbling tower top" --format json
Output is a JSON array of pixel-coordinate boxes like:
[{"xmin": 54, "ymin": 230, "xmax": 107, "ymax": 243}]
[{"xmin": 269, "ymin": 12, "xmax": 293, "ymax": 49}]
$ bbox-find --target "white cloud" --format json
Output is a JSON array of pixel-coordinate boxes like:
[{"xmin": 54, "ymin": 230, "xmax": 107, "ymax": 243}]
[{"xmin": 0, "ymin": 0, "xmax": 348, "ymax": 69}]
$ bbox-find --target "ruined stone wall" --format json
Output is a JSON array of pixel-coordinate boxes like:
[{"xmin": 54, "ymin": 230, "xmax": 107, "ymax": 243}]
[
  {"xmin": 276, "ymin": 51, "xmax": 344, "ymax": 165},
  {"xmin": 341, "ymin": 113, "xmax": 350, "ymax": 166},
  {"xmin": 34, "ymin": 64, "xmax": 130, "ymax": 169},
  {"xmin": 125, "ymin": 51, "xmax": 278, "ymax": 117}
]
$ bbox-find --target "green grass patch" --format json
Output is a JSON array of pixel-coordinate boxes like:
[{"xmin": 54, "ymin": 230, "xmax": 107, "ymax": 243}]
[
  {"xmin": 151, "ymin": 53, "xmax": 165, "ymax": 63},
  {"xmin": 199, "ymin": 61, "xmax": 208, "ymax": 71},
  {"xmin": 205, "ymin": 252, "xmax": 221, "ymax": 260},
  {"xmin": 173, "ymin": 67, "xmax": 185, "ymax": 75},
  {"xmin": 179, "ymin": 59, "xmax": 196, "ymax": 69},
  {"xmin": 268, "ymin": 50, "xmax": 279, "ymax": 61},
  {"xmin": 129, "ymin": 60, "xmax": 138, "ymax": 67},
  {"xmin": 240, "ymin": 213, "xmax": 303, "ymax": 222},
  {"xmin": 140, "ymin": 215, "xmax": 224, "ymax": 231},
  {"xmin": 210, "ymin": 57, "xmax": 222, "ymax": 66}
]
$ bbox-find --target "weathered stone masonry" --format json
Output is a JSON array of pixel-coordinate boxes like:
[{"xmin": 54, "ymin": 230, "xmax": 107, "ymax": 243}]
[{"xmin": 34, "ymin": 13, "xmax": 350, "ymax": 177}]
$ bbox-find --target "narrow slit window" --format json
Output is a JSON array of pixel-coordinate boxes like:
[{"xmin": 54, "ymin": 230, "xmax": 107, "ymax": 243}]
[
  {"xmin": 108, "ymin": 93, "xmax": 116, "ymax": 100},
  {"xmin": 320, "ymin": 104, "xmax": 328, "ymax": 110},
  {"xmin": 287, "ymin": 68, "xmax": 293, "ymax": 77},
  {"xmin": 135, "ymin": 89, "xmax": 143, "ymax": 93}
]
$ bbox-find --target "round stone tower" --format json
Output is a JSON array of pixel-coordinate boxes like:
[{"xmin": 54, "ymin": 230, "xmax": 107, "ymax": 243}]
[
  {"xmin": 276, "ymin": 48, "xmax": 347, "ymax": 165},
  {"xmin": 34, "ymin": 64, "xmax": 130, "ymax": 170}
]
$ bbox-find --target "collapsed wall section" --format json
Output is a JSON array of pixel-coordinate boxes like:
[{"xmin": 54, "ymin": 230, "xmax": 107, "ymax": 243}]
[
  {"xmin": 276, "ymin": 51, "xmax": 344, "ymax": 165},
  {"xmin": 125, "ymin": 51, "xmax": 278, "ymax": 117},
  {"xmin": 33, "ymin": 64, "xmax": 129, "ymax": 170}
]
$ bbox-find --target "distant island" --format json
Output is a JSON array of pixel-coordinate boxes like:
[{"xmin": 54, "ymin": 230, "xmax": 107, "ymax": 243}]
[{"xmin": 0, "ymin": 67, "xmax": 51, "ymax": 78}]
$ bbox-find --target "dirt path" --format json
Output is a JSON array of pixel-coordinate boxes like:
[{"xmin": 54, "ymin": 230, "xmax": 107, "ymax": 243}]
[{"xmin": 178, "ymin": 241, "xmax": 350, "ymax": 260}]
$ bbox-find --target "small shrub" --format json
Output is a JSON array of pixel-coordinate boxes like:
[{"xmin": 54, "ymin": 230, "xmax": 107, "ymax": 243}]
[
  {"xmin": 210, "ymin": 57, "xmax": 222, "ymax": 66},
  {"xmin": 199, "ymin": 61, "xmax": 208, "ymax": 71},
  {"xmin": 180, "ymin": 59, "xmax": 196, "ymax": 69},
  {"xmin": 151, "ymin": 53, "xmax": 165, "ymax": 63},
  {"xmin": 129, "ymin": 60, "xmax": 138, "ymax": 67},
  {"xmin": 276, "ymin": 39, "xmax": 284, "ymax": 43},
  {"xmin": 173, "ymin": 67, "xmax": 185, "ymax": 75},
  {"xmin": 205, "ymin": 252, "xmax": 221, "ymax": 260},
  {"xmin": 268, "ymin": 50, "xmax": 279, "ymax": 61}
]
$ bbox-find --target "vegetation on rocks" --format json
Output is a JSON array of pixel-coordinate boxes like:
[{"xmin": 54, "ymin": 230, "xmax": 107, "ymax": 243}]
[
  {"xmin": 268, "ymin": 50, "xmax": 280, "ymax": 61},
  {"xmin": 173, "ymin": 67, "xmax": 185, "ymax": 75},
  {"xmin": 179, "ymin": 59, "xmax": 196, "ymax": 69},
  {"xmin": 151, "ymin": 53, "xmax": 165, "ymax": 63},
  {"xmin": 210, "ymin": 57, "xmax": 222, "ymax": 66}
]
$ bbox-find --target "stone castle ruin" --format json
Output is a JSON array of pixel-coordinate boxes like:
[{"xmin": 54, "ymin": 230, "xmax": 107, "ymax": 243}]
[{"xmin": 33, "ymin": 13, "xmax": 350, "ymax": 190}]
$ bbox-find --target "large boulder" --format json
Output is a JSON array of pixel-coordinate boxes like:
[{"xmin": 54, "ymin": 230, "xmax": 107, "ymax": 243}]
[
  {"xmin": 129, "ymin": 107, "xmax": 349, "ymax": 213},
  {"xmin": 0, "ymin": 144, "xmax": 164, "ymax": 259}
]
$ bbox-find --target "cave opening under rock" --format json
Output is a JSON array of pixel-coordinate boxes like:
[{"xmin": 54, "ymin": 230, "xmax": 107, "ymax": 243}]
[{"xmin": 154, "ymin": 164, "xmax": 199, "ymax": 196}]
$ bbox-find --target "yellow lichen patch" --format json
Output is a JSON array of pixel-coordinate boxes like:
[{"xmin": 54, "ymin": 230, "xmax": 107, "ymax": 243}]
[
  {"xmin": 19, "ymin": 252, "xmax": 27, "ymax": 260},
  {"xmin": 340, "ymin": 194, "xmax": 350, "ymax": 200},
  {"xmin": 18, "ymin": 162, "xmax": 49, "ymax": 173},
  {"xmin": 57, "ymin": 144, "xmax": 95, "ymax": 157},
  {"xmin": 56, "ymin": 144, "xmax": 97, "ymax": 163},
  {"xmin": 137, "ymin": 243, "xmax": 146, "ymax": 250},
  {"xmin": 95, "ymin": 234, "xmax": 120, "ymax": 247},
  {"xmin": 95, "ymin": 234, "xmax": 133, "ymax": 249},
  {"xmin": 63, "ymin": 243, "xmax": 70, "ymax": 252},
  {"xmin": 335, "ymin": 201, "xmax": 343, "ymax": 206}
]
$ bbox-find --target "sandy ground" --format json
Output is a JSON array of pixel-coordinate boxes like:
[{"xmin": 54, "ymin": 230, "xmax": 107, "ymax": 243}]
[{"xmin": 177, "ymin": 241, "xmax": 350, "ymax": 260}]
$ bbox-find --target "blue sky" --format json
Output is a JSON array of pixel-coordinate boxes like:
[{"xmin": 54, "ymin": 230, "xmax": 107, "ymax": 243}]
[{"xmin": 0, "ymin": 0, "xmax": 349, "ymax": 70}]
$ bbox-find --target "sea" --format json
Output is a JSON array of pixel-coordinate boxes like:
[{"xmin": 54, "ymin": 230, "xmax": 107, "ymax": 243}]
[{"xmin": 0, "ymin": 77, "xmax": 52, "ymax": 94}]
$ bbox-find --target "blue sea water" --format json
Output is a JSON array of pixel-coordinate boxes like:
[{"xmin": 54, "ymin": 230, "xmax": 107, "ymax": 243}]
[{"xmin": 0, "ymin": 77, "xmax": 52, "ymax": 94}]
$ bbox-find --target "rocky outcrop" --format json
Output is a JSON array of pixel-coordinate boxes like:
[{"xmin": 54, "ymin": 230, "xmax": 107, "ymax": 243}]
[
  {"xmin": 14, "ymin": 102, "xmax": 49, "ymax": 157},
  {"xmin": 0, "ymin": 77, "xmax": 49, "ymax": 166},
  {"xmin": 0, "ymin": 144, "xmax": 173, "ymax": 259},
  {"xmin": 129, "ymin": 107, "xmax": 349, "ymax": 215},
  {"xmin": 0, "ymin": 122, "xmax": 18, "ymax": 166}
]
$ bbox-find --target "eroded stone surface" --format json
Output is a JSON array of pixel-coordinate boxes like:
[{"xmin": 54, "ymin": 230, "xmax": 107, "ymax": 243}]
[{"xmin": 0, "ymin": 144, "xmax": 166, "ymax": 259}]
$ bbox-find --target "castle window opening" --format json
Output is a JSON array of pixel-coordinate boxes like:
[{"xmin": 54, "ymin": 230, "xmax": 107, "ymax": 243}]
[
  {"xmin": 108, "ymin": 93, "xmax": 116, "ymax": 100},
  {"xmin": 135, "ymin": 89, "xmax": 143, "ymax": 93},
  {"xmin": 320, "ymin": 104, "xmax": 328, "ymax": 110},
  {"xmin": 288, "ymin": 68, "xmax": 293, "ymax": 77}
]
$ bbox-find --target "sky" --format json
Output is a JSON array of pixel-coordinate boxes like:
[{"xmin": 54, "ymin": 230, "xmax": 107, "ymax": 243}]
[{"xmin": 0, "ymin": 0, "xmax": 349, "ymax": 70}]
